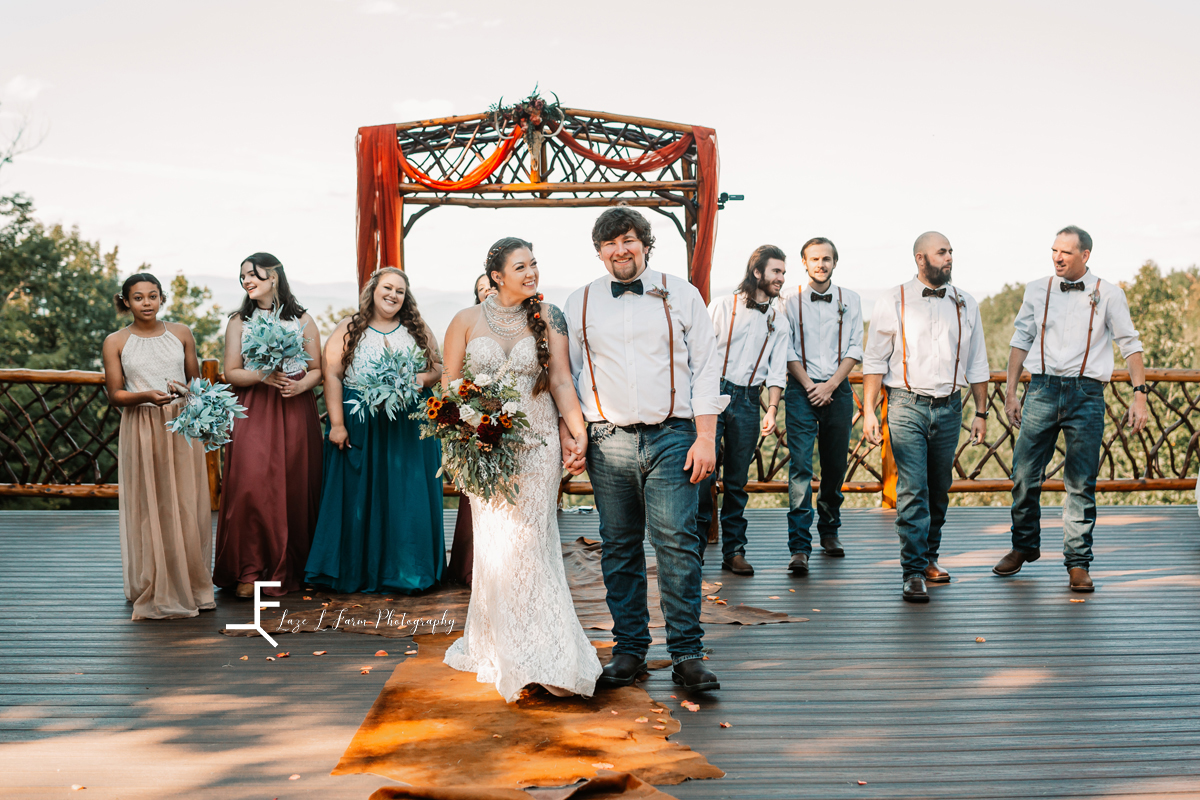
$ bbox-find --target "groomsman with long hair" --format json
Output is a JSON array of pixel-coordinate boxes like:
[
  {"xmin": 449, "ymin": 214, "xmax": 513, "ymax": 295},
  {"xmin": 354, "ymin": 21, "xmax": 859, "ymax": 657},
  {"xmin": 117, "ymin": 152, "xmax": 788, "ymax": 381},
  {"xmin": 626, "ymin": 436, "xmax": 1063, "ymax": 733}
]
[
  {"xmin": 695, "ymin": 245, "xmax": 790, "ymax": 575},
  {"xmin": 993, "ymin": 226, "xmax": 1148, "ymax": 592},
  {"xmin": 782, "ymin": 238, "xmax": 863, "ymax": 574},
  {"xmin": 862, "ymin": 232, "xmax": 991, "ymax": 602}
]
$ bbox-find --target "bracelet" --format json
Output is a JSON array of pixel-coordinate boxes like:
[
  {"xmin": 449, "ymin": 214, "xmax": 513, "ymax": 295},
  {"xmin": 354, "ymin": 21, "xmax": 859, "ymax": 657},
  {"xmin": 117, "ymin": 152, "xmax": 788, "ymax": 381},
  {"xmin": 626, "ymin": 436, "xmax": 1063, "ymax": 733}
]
[
  {"xmin": 975, "ymin": 412, "xmax": 988, "ymax": 419},
  {"xmin": 768, "ymin": 404, "xmax": 778, "ymax": 410}
]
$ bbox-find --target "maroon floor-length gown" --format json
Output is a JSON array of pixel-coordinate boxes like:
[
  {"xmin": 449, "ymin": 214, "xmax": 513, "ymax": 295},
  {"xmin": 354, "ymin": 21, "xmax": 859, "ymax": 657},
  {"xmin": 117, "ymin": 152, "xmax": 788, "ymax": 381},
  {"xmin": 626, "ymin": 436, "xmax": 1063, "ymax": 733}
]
[
  {"xmin": 446, "ymin": 494, "xmax": 474, "ymax": 585},
  {"xmin": 213, "ymin": 374, "xmax": 322, "ymax": 597}
]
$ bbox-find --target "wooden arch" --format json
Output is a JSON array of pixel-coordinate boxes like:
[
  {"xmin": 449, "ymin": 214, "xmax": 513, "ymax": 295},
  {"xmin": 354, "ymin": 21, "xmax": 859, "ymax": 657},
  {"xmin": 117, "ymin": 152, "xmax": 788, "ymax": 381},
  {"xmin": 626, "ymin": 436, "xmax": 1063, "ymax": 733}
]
[{"xmin": 355, "ymin": 93, "xmax": 721, "ymax": 301}]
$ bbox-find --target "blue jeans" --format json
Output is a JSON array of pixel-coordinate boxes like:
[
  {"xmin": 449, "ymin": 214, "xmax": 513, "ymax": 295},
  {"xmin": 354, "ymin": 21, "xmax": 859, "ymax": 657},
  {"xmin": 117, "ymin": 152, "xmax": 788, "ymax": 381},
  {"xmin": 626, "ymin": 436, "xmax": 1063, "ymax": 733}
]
[
  {"xmin": 696, "ymin": 379, "xmax": 761, "ymax": 561},
  {"xmin": 1009, "ymin": 375, "xmax": 1106, "ymax": 571},
  {"xmin": 887, "ymin": 388, "xmax": 962, "ymax": 578},
  {"xmin": 786, "ymin": 377, "xmax": 854, "ymax": 555},
  {"xmin": 587, "ymin": 418, "xmax": 705, "ymax": 665}
]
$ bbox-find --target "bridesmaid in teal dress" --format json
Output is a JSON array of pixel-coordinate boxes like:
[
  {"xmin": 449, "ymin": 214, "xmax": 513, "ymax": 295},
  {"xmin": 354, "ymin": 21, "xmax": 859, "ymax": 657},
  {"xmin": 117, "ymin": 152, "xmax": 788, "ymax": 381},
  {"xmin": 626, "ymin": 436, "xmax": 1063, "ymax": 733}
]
[{"xmin": 305, "ymin": 267, "xmax": 445, "ymax": 593}]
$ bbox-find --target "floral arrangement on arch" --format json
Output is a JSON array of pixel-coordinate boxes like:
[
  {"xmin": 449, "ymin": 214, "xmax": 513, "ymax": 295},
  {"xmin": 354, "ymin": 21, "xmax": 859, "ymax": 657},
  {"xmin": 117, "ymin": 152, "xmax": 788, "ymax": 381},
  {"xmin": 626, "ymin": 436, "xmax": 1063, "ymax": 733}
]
[{"xmin": 411, "ymin": 354, "xmax": 544, "ymax": 504}]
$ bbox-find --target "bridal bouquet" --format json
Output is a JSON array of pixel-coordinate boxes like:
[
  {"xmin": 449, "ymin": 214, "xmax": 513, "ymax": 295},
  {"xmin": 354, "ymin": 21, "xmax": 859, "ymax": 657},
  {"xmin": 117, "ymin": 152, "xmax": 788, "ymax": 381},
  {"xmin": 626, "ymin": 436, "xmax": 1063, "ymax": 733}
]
[
  {"xmin": 345, "ymin": 344, "xmax": 427, "ymax": 422},
  {"xmin": 241, "ymin": 309, "xmax": 308, "ymax": 373},
  {"xmin": 165, "ymin": 377, "xmax": 247, "ymax": 451},
  {"xmin": 411, "ymin": 355, "xmax": 542, "ymax": 504}
]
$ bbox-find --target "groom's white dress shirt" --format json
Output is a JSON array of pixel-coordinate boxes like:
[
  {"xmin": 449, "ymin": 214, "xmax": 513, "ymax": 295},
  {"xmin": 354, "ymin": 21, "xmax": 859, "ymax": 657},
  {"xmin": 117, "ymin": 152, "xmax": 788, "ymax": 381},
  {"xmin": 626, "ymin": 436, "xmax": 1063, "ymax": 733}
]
[
  {"xmin": 707, "ymin": 292, "xmax": 789, "ymax": 389},
  {"xmin": 1010, "ymin": 269, "xmax": 1142, "ymax": 382},
  {"xmin": 565, "ymin": 269, "xmax": 729, "ymax": 426},
  {"xmin": 863, "ymin": 276, "xmax": 990, "ymax": 398}
]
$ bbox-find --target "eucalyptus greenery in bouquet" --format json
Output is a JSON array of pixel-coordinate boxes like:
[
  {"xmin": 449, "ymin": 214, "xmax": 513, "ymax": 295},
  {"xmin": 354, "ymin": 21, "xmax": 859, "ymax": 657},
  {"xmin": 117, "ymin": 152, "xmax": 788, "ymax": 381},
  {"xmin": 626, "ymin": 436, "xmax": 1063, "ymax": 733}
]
[
  {"xmin": 345, "ymin": 344, "xmax": 427, "ymax": 422},
  {"xmin": 164, "ymin": 377, "xmax": 248, "ymax": 451},
  {"xmin": 411, "ymin": 354, "xmax": 543, "ymax": 504},
  {"xmin": 241, "ymin": 308, "xmax": 308, "ymax": 373}
]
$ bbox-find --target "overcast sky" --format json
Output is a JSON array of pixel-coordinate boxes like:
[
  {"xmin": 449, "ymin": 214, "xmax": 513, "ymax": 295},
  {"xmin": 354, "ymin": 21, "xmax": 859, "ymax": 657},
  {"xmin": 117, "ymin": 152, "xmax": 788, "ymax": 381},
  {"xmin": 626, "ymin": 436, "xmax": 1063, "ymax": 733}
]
[{"xmin": 3, "ymin": 0, "xmax": 1198, "ymax": 321}]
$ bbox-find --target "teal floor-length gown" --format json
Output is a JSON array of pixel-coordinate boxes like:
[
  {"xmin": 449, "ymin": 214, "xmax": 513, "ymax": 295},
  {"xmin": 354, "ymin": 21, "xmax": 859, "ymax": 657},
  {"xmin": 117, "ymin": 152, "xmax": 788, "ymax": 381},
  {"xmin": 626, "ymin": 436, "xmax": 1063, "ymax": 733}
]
[{"xmin": 305, "ymin": 325, "xmax": 444, "ymax": 594}]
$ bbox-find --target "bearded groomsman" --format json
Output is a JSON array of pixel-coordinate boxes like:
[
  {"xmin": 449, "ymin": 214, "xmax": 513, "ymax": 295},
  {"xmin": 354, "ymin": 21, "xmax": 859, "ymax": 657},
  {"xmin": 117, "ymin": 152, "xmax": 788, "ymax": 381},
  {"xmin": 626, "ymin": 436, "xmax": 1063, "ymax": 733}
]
[
  {"xmin": 862, "ymin": 232, "xmax": 990, "ymax": 603},
  {"xmin": 993, "ymin": 226, "xmax": 1148, "ymax": 592},
  {"xmin": 564, "ymin": 206, "xmax": 728, "ymax": 691},
  {"xmin": 695, "ymin": 245, "xmax": 790, "ymax": 575},
  {"xmin": 782, "ymin": 238, "xmax": 863, "ymax": 574}
]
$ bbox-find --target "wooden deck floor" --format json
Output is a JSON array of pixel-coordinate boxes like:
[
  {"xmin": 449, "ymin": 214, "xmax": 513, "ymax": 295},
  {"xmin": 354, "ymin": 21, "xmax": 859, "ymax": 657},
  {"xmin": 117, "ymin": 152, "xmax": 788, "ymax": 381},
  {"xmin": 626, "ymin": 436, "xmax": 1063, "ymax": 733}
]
[{"xmin": 2, "ymin": 507, "xmax": 1200, "ymax": 799}]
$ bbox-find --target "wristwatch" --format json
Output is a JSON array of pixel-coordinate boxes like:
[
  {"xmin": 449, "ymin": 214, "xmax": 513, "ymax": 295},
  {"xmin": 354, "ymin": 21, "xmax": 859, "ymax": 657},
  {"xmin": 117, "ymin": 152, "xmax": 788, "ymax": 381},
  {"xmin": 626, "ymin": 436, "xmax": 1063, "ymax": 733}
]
[
  {"xmin": 1132, "ymin": 384, "xmax": 1150, "ymax": 395},
  {"xmin": 975, "ymin": 411, "xmax": 988, "ymax": 419}
]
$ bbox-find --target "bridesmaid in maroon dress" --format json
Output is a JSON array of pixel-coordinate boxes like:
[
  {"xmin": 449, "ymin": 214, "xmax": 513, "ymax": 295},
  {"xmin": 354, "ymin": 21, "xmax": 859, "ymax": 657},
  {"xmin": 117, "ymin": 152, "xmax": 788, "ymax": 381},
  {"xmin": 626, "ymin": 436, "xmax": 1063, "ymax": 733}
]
[{"xmin": 213, "ymin": 253, "xmax": 323, "ymax": 598}]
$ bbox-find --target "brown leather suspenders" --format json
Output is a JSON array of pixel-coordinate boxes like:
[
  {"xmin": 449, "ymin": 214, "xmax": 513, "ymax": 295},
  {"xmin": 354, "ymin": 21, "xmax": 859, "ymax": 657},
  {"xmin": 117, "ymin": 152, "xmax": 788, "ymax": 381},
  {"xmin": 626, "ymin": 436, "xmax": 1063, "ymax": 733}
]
[
  {"xmin": 581, "ymin": 273, "xmax": 675, "ymax": 422},
  {"xmin": 795, "ymin": 286, "xmax": 843, "ymax": 373},
  {"xmin": 1040, "ymin": 276, "xmax": 1099, "ymax": 378},
  {"xmin": 722, "ymin": 293, "xmax": 774, "ymax": 386},
  {"xmin": 899, "ymin": 284, "xmax": 962, "ymax": 393}
]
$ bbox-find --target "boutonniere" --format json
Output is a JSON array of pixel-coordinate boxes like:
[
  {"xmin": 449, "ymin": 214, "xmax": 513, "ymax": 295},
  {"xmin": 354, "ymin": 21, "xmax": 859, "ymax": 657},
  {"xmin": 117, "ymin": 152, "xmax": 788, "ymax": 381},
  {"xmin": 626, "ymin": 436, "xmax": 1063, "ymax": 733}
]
[
  {"xmin": 836, "ymin": 300, "xmax": 848, "ymax": 319},
  {"xmin": 767, "ymin": 312, "xmax": 776, "ymax": 335},
  {"xmin": 1089, "ymin": 285, "xmax": 1101, "ymax": 308},
  {"xmin": 953, "ymin": 293, "xmax": 967, "ymax": 309},
  {"xmin": 646, "ymin": 284, "xmax": 669, "ymax": 301}
]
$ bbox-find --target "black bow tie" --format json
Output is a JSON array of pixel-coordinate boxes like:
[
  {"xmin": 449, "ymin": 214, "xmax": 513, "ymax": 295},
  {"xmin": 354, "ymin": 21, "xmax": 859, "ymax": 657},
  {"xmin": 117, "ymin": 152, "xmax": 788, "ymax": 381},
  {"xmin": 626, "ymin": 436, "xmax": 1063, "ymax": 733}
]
[
  {"xmin": 747, "ymin": 298, "xmax": 770, "ymax": 313},
  {"xmin": 611, "ymin": 279, "xmax": 643, "ymax": 298},
  {"xmin": 810, "ymin": 292, "xmax": 832, "ymax": 303},
  {"xmin": 1060, "ymin": 280, "xmax": 1086, "ymax": 292},
  {"xmin": 922, "ymin": 287, "xmax": 946, "ymax": 298}
]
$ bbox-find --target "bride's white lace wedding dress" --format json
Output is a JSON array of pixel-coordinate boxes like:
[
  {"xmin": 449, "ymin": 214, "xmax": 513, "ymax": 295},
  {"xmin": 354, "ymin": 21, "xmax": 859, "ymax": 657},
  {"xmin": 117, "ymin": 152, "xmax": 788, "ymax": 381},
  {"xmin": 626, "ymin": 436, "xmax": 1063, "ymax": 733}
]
[{"xmin": 443, "ymin": 336, "xmax": 602, "ymax": 702}]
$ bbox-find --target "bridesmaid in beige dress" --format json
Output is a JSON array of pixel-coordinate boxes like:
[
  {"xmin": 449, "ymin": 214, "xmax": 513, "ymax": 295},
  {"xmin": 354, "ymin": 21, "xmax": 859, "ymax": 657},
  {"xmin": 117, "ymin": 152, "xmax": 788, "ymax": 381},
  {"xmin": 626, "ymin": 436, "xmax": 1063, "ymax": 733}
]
[{"xmin": 102, "ymin": 273, "xmax": 214, "ymax": 620}]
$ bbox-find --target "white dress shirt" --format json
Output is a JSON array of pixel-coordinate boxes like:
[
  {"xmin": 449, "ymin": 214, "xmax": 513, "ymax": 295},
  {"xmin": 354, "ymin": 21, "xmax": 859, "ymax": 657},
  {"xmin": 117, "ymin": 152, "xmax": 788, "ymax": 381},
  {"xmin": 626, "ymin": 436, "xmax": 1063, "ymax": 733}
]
[
  {"xmin": 1010, "ymin": 269, "xmax": 1143, "ymax": 382},
  {"xmin": 565, "ymin": 269, "xmax": 730, "ymax": 426},
  {"xmin": 707, "ymin": 292, "xmax": 789, "ymax": 389},
  {"xmin": 782, "ymin": 282, "xmax": 865, "ymax": 382},
  {"xmin": 863, "ymin": 277, "xmax": 991, "ymax": 397}
]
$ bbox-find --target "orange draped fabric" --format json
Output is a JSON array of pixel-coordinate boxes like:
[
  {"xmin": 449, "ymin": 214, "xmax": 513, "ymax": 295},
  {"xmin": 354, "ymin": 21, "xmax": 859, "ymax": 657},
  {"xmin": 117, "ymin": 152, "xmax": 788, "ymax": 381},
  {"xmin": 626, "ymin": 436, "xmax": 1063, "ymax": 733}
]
[
  {"xmin": 690, "ymin": 126, "xmax": 719, "ymax": 303},
  {"xmin": 356, "ymin": 124, "xmax": 402, "ymax": 287},
  {"xmin": 398, "ymin": 125, "xmax": 524, "ymax": 192},
  {"xmin": 554, "ymin": 129, "xmax": 695, "ymax": 174}
]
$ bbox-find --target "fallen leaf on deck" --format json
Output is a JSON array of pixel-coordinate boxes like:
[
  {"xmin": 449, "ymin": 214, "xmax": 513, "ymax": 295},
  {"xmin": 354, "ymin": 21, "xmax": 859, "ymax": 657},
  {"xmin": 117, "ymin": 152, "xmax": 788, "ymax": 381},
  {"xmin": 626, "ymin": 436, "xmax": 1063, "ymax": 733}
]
[
  {"xmin": 404, "ymin": 650, "xmax": 417, "ymax": 655},
  {"xmin": 715, "ymin": 600, "xmax": 727, "ymax": 605},
  {"xmin": 635, "ymin": 716, "xmax": 648, "ymax": 723},
  {"xmin": 375, "ymin": 650, "xmax": 388, "ymax": 657},
  {"xmin": 706, "ymin": 595, "xmax": 719, "ymax": 601},
  {"xmin": 313, "ymin": 651, "xmax": 327, "ymax": 656},
  {"xmin": 611, "ymin": 711, "xmax": 619, "ymax": 715},
  {"xmin": 493, "ymin": 734, "xmax": 501, "ymax": 738},
  {"xmin": 360, "ymin": 668, "xmax": 371, "ymax": 674},
  {"xmin": 975, "ymin": 637, "xmax": 986, "ymax": 643},
  {"xmin": 714, "ymin": 582, "xmax": 722, "ymax": 586},
  {"xmin": 70, "ymin": 785, "xmax": 85, "ymax": 791},
  {"xmin": 719, "ymin": 722, "xmax": 731, "ymax": 728},
  {"xmin": 1070, "ymin": 599, "xmax": 1086, "ymax": 603},
  {"xmin": 321, "ymin": 602, "xmax": 329, "ymax": 607},
  {"xmin": 681, "ymin": 701, "xmax": 700, "ymax": 712},
  {"xmin": 266, "ymin": 657, "xmax": 275, "ymax": 661},
  {"xmin": 302, "ymin": 596, "xmax": 312, "ymax": 600},
  {"xmin": 277, "ymin": 652, "xmax": 290, "ymax": 658},
  {"xmin": 858, "ymin": 780, "xmax": 867, "ymax": 785},
  {"xmin": 768, "ymin": 596, "xmax": 780, "ymax": 600},
  {"xmin": 239, "ymin": 656, "xmax": 248, "ymax": 661},
  {"xmin": 288, "ymin": 774, "xmax": 300, "ymax": 780},
  {"xmin": 592, "ymin": 762, "xmax": 613, "ymax": 769},
  {"xmin": 789, "ymin": 589, "xmax": 795, "ymax": 592},
  {"xmin": 653, "ymin": 724, "xmax": 666, "ymax": 730},
  {"xmin": 812, "ymin": 609, "xmax": 820, "ymax": 612},
  {"xmin": 351, "ymin": 604, "xmax": 365, "ymax": 608}
]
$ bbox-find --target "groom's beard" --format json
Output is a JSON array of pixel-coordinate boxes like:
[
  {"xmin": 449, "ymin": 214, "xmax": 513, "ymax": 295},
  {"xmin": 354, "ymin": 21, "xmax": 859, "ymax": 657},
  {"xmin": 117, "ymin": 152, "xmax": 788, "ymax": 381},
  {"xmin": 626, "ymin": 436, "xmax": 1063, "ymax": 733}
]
[{"xmin": 609, "ymin": 255, "xmax": 643, "ymax": 283}]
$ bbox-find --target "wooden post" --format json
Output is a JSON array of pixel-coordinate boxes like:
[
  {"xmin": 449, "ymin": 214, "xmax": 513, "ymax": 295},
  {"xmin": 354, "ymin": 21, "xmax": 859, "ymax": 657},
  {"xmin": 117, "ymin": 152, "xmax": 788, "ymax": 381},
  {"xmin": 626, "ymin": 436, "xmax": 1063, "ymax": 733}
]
[
  {"xmin": 880, "ymin": 394, "xmax": 897, "ymax": 509},
  {"xmin": 681, "ymin": 159, "xmax": 696, "ymax": 284},
  {"xmin": 201, "ymin": 358, "xmax": 223, "ymax": 511}
]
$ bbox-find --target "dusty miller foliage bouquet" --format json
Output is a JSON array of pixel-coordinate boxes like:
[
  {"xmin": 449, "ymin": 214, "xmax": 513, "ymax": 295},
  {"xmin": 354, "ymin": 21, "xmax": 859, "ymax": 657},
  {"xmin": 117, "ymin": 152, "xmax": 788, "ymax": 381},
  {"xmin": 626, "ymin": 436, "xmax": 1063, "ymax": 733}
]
[
  {"xmin": 241, "ymin": 309, "xmax": 308, "ymax": 373},
  {"xmin": 345, "ymin": 344, "xmax": 427, "ymax": 422},
  {"xmin": 165, "ymin": 377, "xmax": 247, "ymax": 451},
  {"xmin": 412, "ymin": 354, "xmax": 543, "ymax": 504}
]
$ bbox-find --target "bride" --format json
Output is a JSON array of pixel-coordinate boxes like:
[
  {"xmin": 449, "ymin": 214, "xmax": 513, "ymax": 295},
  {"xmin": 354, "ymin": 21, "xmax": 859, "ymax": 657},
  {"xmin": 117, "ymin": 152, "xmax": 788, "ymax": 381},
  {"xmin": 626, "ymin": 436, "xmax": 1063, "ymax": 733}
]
[{"xmin": 441, "ymin": 236, "xmax": 602, "ymax": 702}]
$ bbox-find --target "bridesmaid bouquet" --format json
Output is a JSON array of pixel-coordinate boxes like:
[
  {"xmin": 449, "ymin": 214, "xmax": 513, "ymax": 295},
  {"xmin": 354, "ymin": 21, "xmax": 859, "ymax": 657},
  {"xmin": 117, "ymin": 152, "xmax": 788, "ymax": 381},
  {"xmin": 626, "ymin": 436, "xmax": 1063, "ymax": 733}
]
[
  {"xmin": 241, "ymin": 309, "xmax": 309, "ymax": 373},
  {"xmin": 345, "ymin": 344, "xmax": 428, "ymax": 422},
  {"xmin": 412, "ymin": 355, "xmax": 542, "ymax": 504},
  {"xmin": 165, "ymin": 377, "xmax": 248, "ymax": 451}
]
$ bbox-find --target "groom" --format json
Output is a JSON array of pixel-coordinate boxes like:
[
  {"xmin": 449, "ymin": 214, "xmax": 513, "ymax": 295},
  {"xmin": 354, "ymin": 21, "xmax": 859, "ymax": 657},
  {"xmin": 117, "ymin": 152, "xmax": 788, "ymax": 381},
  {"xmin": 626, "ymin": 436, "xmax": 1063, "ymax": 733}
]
[{"xmin": 562, "ymin": 206, "xmax": 728, "ymax": 692}]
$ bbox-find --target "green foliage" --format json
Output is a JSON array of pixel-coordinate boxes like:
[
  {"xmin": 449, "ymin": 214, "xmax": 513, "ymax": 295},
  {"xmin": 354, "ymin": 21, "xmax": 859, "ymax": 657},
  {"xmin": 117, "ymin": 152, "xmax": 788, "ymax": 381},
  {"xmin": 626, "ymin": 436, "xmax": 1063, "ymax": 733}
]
[
  {"xmin": 162, "ymin": 272, "xmax": 224, "ymax": 360},
  {"xmin": 345, "ymin": 344, "xmax": 427, "ymax": 421},
  {"xmin": 977, "ymin": 282, "xmax": 1025, "ymax": 370},
  {"xmin": 0, "ymin": 193, "xmax": 120, "ymax": 370},
  {"xmin": 1120, "ymin": 260, "xmax": 1197, "ymax": 369},
  {"xmin": 317, "ymin": 305, "xmax": 356, "ymax": 337}
]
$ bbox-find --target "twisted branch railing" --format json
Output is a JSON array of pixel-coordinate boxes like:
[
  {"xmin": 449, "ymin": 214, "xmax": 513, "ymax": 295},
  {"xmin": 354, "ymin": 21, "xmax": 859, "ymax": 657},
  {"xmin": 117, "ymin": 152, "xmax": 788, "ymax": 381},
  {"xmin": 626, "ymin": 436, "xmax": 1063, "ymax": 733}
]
[{"xmin": 3, "ymin": 364, "xmax": 1198, "ymax": 509}]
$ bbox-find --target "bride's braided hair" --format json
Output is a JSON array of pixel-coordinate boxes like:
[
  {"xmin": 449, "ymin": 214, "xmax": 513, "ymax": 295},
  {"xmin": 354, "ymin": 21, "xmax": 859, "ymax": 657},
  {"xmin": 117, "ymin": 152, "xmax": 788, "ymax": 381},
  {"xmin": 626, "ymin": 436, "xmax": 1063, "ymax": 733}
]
[{"xmin": 485, "ymin": 237, "xmax": 550, "ymax": 397}]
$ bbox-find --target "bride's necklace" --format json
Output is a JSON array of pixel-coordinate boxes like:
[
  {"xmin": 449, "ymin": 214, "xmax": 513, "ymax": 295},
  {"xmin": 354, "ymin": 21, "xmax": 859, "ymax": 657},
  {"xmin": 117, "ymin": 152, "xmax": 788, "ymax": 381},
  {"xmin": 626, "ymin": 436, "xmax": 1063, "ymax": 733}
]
[{"xmin": 482, "ymin": 295, "xmax": 528, "ymax": 339}]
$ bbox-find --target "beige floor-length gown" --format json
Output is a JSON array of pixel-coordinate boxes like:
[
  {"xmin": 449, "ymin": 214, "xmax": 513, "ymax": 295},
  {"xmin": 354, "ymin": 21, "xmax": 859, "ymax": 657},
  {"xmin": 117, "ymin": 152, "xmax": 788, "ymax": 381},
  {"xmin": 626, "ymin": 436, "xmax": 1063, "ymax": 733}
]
[{"xmin": 118, "ymin": 330, "xmax": 214, "ymax": 620}]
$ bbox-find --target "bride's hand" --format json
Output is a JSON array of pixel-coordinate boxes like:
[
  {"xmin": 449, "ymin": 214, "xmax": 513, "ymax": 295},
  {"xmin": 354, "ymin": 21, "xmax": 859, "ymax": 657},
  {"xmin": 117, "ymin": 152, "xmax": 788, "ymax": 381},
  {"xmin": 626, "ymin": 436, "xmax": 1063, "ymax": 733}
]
[{"xmin": 560, "ymin": 434, "xmax": 587, "ymax": 475}]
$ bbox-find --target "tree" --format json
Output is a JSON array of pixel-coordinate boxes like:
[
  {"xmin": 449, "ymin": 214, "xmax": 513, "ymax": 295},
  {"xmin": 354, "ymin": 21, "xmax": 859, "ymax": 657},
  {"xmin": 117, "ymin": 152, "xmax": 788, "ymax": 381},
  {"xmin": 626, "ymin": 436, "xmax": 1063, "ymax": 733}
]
[
  {"xmin": 0, "ymin": 194, "xmax": 119, "ymax": 370},
  {"xmin": 976, "ymin": 282, "xmax": 1025, "ymax": 370},
  {"xmin": 162, "ymin": 272, "xmax": 224, "ymax": 360},
  {"xmin": 1120, "ymin": 261, "xmax": 1197, "ymax": 370}
]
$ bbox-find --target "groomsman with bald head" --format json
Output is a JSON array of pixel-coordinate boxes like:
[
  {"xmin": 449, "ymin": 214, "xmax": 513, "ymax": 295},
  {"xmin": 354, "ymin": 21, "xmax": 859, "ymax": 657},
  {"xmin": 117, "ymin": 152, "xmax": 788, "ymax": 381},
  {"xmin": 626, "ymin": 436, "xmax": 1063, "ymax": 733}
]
[
  {"xmin": 994, "ymin": 226, "xmax": 1148, "ymax": 592},
  {"xmin": 862, "ymin": 232, "xmax": 991, "ymax": 603}
]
